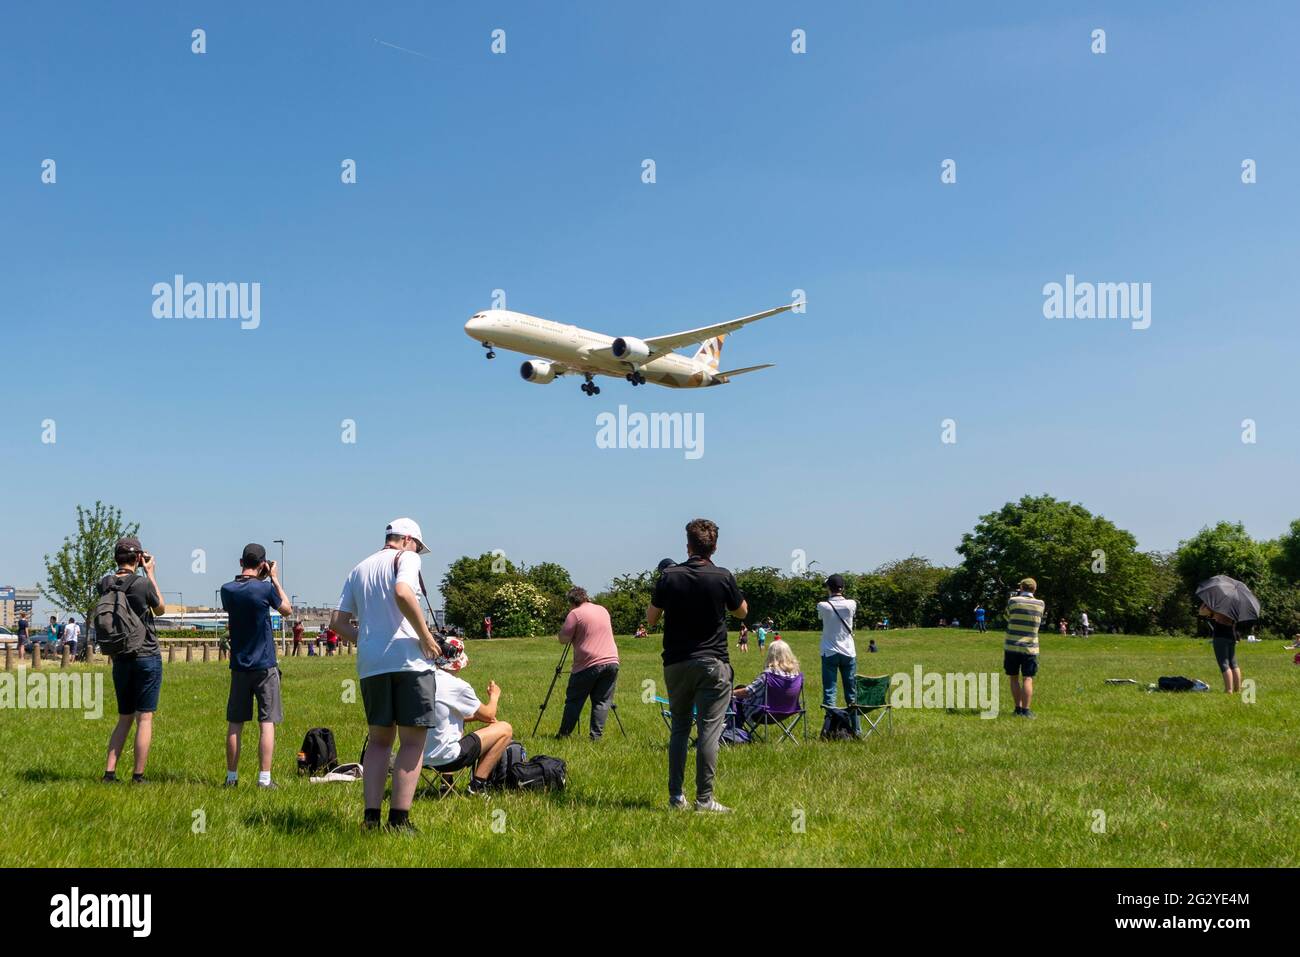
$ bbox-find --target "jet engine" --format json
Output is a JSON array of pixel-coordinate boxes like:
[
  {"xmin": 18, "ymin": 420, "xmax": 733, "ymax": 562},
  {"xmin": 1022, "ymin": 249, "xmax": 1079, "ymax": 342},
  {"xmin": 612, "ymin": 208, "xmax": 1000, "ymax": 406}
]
[
  {"xmin": 611, "ymin": 336, "xmax": 651, "ymax": 364},
  {"xmin": 519, "ymin": 359, "xmax": 557, "ymax": 384}
]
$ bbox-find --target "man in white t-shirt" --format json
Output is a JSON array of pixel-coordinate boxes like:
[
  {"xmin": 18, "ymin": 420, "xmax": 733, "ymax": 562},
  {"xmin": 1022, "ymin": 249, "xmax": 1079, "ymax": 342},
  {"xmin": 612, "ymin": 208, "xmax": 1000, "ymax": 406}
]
[
  {"xmin": 817, "ymin": 574, "xmax": 859, "ymax": 734},
  {"xmin": 62, "ymin": 617, "xmax": 81, "ymax": 656},
  {"xmin": 424, "ymin": 649, "xmax": 514, "ymax": 794},
  {"xmin": 1080, "ymin": 611, "xmax": 1091, "ymax": 637},
  {"xmin": 328, "ymin": 517, "xmax": 447, "ymax": 832}
]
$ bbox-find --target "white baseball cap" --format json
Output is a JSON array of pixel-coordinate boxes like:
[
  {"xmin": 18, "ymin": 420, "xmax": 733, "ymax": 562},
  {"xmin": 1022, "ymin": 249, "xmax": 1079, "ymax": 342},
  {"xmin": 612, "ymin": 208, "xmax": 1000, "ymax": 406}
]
[{"xmin": 385, "ymin": 517, "xmax": 430, "ymax": 554}]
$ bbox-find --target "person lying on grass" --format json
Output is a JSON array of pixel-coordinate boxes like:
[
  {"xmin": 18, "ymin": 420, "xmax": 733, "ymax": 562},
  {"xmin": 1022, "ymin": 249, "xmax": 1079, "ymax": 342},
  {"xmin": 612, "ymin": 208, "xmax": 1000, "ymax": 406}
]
[
  {"xmin": 424, "ymin": 638, "xmax": 514, "ymax": 794},
  {"xmin": 731, "ymin": 639, "xmax": 801, "ymax": 725}
]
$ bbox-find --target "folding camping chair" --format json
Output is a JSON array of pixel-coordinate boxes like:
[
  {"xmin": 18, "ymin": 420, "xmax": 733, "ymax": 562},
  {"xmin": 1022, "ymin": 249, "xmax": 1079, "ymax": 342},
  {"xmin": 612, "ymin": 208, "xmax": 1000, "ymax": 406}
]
[
  {"xmin": 656, "ymin": 695, "xmax": 740, "ymax": 747},
  {"xmin": 846, "ymin": 674, "xmax": 893, "ymax": 739},
  {"xmin": 743, "ymin": 672, "xmax": 807, "ymax": 743},
  {"xmin": 420, "ymin": 762, "xmax": 471, "ymax": 800}
]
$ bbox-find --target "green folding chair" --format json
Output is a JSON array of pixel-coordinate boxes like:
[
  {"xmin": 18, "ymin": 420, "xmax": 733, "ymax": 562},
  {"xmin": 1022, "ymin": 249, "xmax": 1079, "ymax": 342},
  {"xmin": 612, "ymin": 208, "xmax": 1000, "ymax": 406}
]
[{"xmin": 847, "ymin": 674, "xmax": 893, "ymax": 739}]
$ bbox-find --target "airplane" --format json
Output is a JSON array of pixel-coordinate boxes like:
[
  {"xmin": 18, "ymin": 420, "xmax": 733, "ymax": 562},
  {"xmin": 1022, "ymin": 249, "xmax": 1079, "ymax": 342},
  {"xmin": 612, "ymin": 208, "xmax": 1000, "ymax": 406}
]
[{"xmin": 463, "ymin": 303, "xmax": 795, "ymax": 396}]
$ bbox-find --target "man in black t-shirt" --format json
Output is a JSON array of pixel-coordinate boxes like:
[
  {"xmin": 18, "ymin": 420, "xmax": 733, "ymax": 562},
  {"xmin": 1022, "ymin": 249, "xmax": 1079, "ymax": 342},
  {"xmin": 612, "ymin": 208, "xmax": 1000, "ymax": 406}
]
[
  {"xmin": 98, "ymin": 536, "xmax": 167, "ymax": 784},
  {"xmin": 647, "ymin": 518, "xmax": 747, "ymax": 814}
]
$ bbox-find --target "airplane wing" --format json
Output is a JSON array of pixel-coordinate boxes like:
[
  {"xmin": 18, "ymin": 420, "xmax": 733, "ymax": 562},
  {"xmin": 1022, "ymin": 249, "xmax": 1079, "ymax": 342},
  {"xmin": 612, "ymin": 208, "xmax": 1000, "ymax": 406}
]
[
  {"xmin": 641, "ymin": 304, "xmax": 795, "ymax": 354},
  {"xmin": 713, "ymin": 363, "xmax": 774, "ymax": 381}
]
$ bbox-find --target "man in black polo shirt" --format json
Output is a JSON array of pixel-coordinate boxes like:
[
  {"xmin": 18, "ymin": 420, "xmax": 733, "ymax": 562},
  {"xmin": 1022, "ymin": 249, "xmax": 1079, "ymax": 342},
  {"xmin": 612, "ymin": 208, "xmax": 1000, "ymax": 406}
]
[{"xmin": 647, "ymin": 518, "xmax": 747, "ymax": 814}]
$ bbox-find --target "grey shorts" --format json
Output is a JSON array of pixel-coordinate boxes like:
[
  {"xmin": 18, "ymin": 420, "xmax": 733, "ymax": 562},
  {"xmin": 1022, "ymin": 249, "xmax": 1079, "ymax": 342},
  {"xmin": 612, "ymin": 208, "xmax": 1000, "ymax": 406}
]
[
  {"xmin": 361, "ymin": 670, "xmax": 438, "ymax": 728},
  {"xmin": 227, "ymin": 667, "xmax": 283, "ymax": 724}
]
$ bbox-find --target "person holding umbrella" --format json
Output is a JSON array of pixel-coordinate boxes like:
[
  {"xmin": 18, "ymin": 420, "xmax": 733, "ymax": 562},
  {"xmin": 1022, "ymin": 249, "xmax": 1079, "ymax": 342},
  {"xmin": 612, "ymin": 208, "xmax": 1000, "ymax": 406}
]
[{"xmin": 1195, "ymin": 575, "xmax": 1260, "ymax": 695}]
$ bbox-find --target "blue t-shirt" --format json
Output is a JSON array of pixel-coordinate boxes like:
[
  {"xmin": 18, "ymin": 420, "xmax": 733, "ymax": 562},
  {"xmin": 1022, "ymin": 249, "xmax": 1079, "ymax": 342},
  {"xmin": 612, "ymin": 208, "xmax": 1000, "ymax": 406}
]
[
  {"xmin": 221, "ymin": 577, "xmax": 279, "ymax": 672},
  {"xmin": 975, "ymin": 607, "xmax": 986, "ymax": 622}
]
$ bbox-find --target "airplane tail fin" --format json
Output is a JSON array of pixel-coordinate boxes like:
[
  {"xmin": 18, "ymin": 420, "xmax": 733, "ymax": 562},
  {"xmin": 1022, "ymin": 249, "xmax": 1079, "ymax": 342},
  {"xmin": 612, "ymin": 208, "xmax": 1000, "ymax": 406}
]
[{"xmin": 693, "ymin": 334, "xmax": 726, "ymax": 370}]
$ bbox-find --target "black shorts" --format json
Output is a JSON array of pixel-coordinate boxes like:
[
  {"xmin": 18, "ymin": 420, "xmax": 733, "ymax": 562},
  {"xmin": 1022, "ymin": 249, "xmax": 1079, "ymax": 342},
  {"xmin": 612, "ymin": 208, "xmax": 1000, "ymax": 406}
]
[
  {"xmin": 360, "ymin": 670, "xmax": 438, "ymax": 727},
  {"xmin": 1213, "ymin": 635, "xmax": 1238, "ymax": 671},
  {"xmin": 1003, "ymin": 650, "xmax": 1039, "ymax": 677},
  {"xmin": 227, "ymin": 667, "xmax": 283, "ymax": 724},
  {"xmin": 431, "ymin": 732, "xmax": 483, "ymax": 772}
]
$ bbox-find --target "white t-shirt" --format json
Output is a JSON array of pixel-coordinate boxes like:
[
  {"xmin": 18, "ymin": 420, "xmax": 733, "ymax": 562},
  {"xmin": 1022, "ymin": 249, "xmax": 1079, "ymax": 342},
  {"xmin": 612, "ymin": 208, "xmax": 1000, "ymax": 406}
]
[
  {"xmin": 1081, "ymin": 613, "xmax": 1089, "ymax": 626},
  {"xmin": 817, "ymin": 596, "xmax": 857, "ymax": 658},
  {"xmin": 63, "ymin": 623, "xmax": 80, "ymax": 644},
  {"xmin": 424, "ymin": 671, "xmax": 482, "ymax": 767},
  {"xmin": 337, "ymin": 548, "xmax": 434, "ymax": 680}
]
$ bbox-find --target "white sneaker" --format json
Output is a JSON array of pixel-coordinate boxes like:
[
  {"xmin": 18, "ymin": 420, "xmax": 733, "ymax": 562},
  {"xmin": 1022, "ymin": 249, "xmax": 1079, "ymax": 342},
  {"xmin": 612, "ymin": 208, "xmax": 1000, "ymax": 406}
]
[
  {"xmin": 694, "ymin": 798, "xmax": 732, "ymax": 814},
  {"xmin": 669, "ymin": 795, "xmax": 689, "ymax": 810}
]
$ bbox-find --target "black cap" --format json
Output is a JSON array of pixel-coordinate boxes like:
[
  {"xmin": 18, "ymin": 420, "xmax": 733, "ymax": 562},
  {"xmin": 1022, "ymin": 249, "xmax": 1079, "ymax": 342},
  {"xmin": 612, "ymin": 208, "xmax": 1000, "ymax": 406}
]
[
  {"xmin": 826, "ymin": 573, "xmax": 846, "ymax": 592},
  {"xmin": 241, "ymin": 543, "xmax": 267, "ymax": 566},
  {"xmin": 115, "ymin": 536, "xmax": 143, "ymax": 554},
  {"xmin": 656, "ymin": 558, "xmax": 676, "ymax": 573}
]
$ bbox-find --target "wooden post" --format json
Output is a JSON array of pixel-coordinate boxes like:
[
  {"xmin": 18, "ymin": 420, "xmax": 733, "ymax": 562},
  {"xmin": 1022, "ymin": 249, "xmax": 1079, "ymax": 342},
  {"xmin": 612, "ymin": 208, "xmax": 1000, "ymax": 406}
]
[
  {"xmin": 168, "ymin": 643, "xmax": 175, "ymax": 663},
  {"xmin": 32, "ymin": 643, "xmax": 41, "ymax": 670},
  {"xmin": 202, "ymin": 642, "xmax": 210, "ymax": 663},
  {"xmin": 4, "ymin": 643, "xmax": 10, "ymax": 671},
  {"xmin": 61, "ymin": 644, "xmax": 70, "ymax": 667},
  {"xmin": 185, "ymin": 642, "xmax": 193, "ymax": 663}
]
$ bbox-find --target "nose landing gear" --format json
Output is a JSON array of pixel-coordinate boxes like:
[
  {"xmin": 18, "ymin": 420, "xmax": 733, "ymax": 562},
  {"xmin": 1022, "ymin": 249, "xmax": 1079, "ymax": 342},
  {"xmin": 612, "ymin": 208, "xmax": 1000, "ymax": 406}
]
[
  {"xmin": 482, "ymin": 342, "xmax": 496, "ymax": 359},
  {"xmin": 581, "ymin": 374, "xmax": 601, "ymax": 396}
]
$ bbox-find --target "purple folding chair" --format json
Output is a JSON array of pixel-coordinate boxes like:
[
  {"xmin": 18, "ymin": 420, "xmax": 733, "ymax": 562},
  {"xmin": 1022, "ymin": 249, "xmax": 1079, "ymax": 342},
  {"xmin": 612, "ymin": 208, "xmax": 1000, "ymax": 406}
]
[{"xmin": 745, "ymin": 672, "xmax": 807, "ymax": 743}]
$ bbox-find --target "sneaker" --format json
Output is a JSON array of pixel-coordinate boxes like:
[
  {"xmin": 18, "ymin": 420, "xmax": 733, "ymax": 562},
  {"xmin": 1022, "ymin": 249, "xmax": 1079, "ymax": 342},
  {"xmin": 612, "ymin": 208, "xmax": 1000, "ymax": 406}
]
[
  {"xmin": 101, "ymin": 772, "xmax": 118, "ymax": 783},
  {"xmin": 222, "ymin": 779, "xmax": 238, "ymax": 788},
  {"xmin": 669, "ymin": 795, "xmax": 689, "ymax": 811},
  {"xmin": 694, "ymin": 799, "xmax": 732, "ymax": 814},
  {"xmin": 130, "ymin": 775, "xmax": 147, "ymax": 784},
  {"xmin": 1013, "ymin": 707, "xmax": 1026, "ymax": 717},
  {"xmin": 1021, "ymin": 709, "xmax": 1037, "ymax": 719},
  {"xmin": 385, "ymin": 821, "xmax": 419, "ymax": 835},
  {"xmin": 257, "ymin": 781, "xmax": 278, "ymax": 790}
]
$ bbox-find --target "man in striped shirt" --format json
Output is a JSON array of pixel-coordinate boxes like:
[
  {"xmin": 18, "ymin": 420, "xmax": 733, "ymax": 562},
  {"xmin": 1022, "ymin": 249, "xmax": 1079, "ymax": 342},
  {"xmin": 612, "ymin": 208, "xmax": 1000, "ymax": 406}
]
[{"xmin": 1003, "ymin": 577, "xmax": 1045, "ymax": 718}]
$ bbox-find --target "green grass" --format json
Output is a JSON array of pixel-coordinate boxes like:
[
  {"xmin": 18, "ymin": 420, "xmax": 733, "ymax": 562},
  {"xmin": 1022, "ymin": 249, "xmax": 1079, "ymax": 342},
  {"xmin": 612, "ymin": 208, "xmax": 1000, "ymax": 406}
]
[{"xmin": 2, "ymin": 629, "xmax": 1297, "ymax": 867}]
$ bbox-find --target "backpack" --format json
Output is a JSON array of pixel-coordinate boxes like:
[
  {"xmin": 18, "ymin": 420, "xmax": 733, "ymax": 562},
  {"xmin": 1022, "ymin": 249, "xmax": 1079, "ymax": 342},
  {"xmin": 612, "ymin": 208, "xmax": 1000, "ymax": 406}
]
[
  {"xmin": 508, "ymin": 755, "xmax": 566, "ymax": 791},
  {"xmin": 486, "ymin": 741, "xmax": 527, "ymax": 789},
  {"xmin": 820, "ymin": 706, "xmax": 857, "ymax": 740},
  {"xmin": 93, "ymin": 576, "xmax": 149, "ymax": 658},
  {"xmin": 1157, "ymin": 676, "xmax": 1195, "ymax": 692},
  {"xmin": 298, "ymin": 728, "xmax": 339, "ymax": 775},
  {"xmin": 721, "ymin": 726, "xmax": 752, "ymax": 746}
]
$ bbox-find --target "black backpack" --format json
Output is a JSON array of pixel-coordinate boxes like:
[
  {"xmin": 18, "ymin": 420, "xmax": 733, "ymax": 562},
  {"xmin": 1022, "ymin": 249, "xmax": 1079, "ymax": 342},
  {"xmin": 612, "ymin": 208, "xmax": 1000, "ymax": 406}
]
[
  {"xmin": 94, "ymin": 575, "xmax": 149, "ymax": 658},
  {"xmin": 820, "ymin": 706, "xmax": 857, "ymax": 740},
  {"xmin": 298, "ymin": 728, "xmax": 339, "ymax": 775},
  {"xmin": 508, "ymin": 755, "xmax": 566, "ymax": 791},
  {"xmin": 486, "ymin": 741, "xmax": 527, "ymax": 789},
  {"xmin": 1157, "ymin": 676, "xmax": 1196, "ymax": 692}
]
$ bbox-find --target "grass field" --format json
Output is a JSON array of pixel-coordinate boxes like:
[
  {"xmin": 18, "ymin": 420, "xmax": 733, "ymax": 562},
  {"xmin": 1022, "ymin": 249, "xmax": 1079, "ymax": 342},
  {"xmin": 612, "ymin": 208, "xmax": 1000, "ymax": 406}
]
[{"xmin": 2, "ymin": 629, "xmax": 1297, "ymax": 867}]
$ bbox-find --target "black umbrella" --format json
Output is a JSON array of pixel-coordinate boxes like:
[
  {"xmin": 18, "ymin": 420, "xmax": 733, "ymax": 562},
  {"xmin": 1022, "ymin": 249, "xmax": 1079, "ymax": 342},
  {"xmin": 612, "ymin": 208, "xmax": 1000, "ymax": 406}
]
[{"xmin": 1195, "ymin": 575, "xmax": 1261, "ymax": 624}]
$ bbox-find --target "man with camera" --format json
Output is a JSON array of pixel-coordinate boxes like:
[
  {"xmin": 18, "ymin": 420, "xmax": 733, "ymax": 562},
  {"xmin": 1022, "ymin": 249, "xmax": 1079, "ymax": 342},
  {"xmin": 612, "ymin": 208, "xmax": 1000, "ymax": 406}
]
[
  {"xmin": 329, "ymin": 518, "xmax": 448, "ymax": 832},
  {"xmin": 556, "ymin": 586, "xmax": 620, "ymax": 740},
  {"xmin": 647, "ymin": 518, "xmax": 747, "ymax": 814},
  {"xmin": 100, "ymin": 537, "xmax": 166, "ymax": 783},
  {"xmin": 1004, "ymin": 577, "xmax": 1045, "ymax": 718},
  {"xmin": 220, "ymin": 544, "xmax": 292, "ymax": 788}
]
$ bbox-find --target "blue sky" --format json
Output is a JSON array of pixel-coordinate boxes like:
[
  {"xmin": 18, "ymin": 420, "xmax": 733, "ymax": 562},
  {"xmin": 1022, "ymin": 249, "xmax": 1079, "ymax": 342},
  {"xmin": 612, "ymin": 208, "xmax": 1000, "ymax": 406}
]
[{"xmin": 2, "ymin": 1, "xmax": 1297, "ymax": 614}]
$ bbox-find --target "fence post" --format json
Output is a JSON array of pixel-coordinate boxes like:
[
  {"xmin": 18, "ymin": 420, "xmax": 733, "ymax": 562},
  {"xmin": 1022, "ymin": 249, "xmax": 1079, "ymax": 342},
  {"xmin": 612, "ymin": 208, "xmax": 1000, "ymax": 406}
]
[
  {"xmin": 4, "ymin": 643, "xmax": 10, "ymax": 671},
  {"xmin": 32, "ymin": 644, "xmax": 41, "ymax": 670},
  {"xmin": 185, "ymin": 642, "xmax": 193, "ymax": 663},
  {"xmin": 167, "ymin": 643, "xmax": 175, "ymax": 663},
  {"xmin": 202, "ymin": 642, "xmax": 210, "ymax": 663},
  {"xmin": 61, "ymin": 644, "xmax": 70, "ymax": 667}
]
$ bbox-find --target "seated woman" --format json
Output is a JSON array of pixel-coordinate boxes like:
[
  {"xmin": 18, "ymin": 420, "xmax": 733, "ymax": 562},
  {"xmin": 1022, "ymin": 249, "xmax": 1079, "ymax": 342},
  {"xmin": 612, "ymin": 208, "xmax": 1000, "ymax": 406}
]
[
  {"xmin": 731, "ymin": 639, "xmax": 801, "ymax": 724},
  {"xmin": 424, "ymin": 638, "xmax": 515, "ymax": 794}
]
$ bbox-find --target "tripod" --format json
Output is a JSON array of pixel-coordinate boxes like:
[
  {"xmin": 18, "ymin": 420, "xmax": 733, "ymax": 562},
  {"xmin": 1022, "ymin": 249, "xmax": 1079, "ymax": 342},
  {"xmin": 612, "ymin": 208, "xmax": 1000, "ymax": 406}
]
[{"xmin": 533, "ymin": 642, "xmax": 626, "ymax": 737}]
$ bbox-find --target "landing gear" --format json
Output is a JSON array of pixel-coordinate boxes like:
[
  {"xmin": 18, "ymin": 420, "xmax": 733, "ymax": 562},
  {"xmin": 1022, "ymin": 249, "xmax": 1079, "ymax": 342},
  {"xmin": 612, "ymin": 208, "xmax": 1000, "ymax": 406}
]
[
  {"xmin": 482, "ymin": 341, "xmax": 496, "ymax": 359},
  {"xmin": 581, "ymin": 375, "xmax": 601, "ymax": 396},
  {"xmin": 624, "ymin": 370, "xmax": 647, "ymax": 386}
]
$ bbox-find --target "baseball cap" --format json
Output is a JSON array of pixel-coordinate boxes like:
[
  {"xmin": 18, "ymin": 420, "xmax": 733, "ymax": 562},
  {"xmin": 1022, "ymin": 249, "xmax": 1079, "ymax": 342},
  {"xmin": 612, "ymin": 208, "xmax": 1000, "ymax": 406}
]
[
  {"xmin": 386, "ymin": 517, "xmax": 431, "ymax": 554},
  {"xmin": 241, "ymin": 543, "xmax": 267, "ymax": 566},
  {"xmin": 825, "ymin": 573, "xmax": 846, "ymax": 592},
  {"xmin": 656, "ymin": 558, "xmax": 676, "ymax": 573},
  {"xmin": 115, "ymin": 536, "xmax": 143, "ymax": 554},
  {"xmin": 1018, "ymin": 577, "xmax": 1037, "ymax": 592}
]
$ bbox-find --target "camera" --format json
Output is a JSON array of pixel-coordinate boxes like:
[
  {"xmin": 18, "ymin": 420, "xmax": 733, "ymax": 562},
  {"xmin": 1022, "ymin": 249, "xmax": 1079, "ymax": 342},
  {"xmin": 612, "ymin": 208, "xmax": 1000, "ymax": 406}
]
[{"xmin": 258, "ymin": 560, "xmax": 274, "ymax": 580}]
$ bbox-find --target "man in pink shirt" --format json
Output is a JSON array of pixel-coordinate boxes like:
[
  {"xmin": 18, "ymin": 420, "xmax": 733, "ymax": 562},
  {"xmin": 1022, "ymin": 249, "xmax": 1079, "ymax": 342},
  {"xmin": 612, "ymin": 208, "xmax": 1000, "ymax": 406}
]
[{"xmin": 556, "ymin": 586, "xmax": 620, "ymax": 740}]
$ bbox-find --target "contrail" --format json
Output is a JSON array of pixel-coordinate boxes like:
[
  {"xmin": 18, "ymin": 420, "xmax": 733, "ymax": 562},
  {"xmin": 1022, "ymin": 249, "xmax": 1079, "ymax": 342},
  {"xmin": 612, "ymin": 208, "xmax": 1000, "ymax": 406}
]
[{"xmin": 372, "ymin": 37, "xmax": 430, "ymax": 60}]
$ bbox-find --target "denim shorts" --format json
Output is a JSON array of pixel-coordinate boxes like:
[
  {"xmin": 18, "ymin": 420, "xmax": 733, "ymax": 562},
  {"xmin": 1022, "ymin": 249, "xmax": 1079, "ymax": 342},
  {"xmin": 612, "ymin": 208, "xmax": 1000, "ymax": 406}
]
[{"xmin": 112, "ymin": 654, "xmax": 163, "ymax": 715}]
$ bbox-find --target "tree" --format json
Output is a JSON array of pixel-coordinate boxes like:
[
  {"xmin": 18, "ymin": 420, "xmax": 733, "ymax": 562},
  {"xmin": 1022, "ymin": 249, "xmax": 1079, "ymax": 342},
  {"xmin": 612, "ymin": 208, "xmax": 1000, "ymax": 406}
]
[
  {"xmin": 41, "ymin": 502, "xmax": 139, "ymax": 659},
  {"xmin": 440, "ymin": 553, "xmax": 575, "ymax": 637},
  {"xmin": 523, "ymin": 561, "xmax": 574, "ymax": 631},
  {"xmin": 956, "ymin": 494, "xmax": 1152, "ymax": 631},
  {"xmin": 594, "ymin": 570, "xmax": 657, "ymax": 635},
  {"xmin": 874, "ymin": 557, "xmax": 949, "ymax": 627},
  {"xmin": 441, "ymin": 552, "xmax": 518, "ymax": 637},
  {"xmin": 488, "ymin": 580, "xmax": 551, "ymax": 637},
  {"xmin": 1173, "ymin": 522, "xmax": 1269, "ymax": 593}
]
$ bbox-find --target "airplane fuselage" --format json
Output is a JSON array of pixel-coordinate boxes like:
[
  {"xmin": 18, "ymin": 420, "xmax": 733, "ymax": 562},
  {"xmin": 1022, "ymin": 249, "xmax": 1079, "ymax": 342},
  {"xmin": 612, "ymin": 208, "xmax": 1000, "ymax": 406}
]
[{"xmin": 464, "ymin": 310, "xmax": 718, "ymax": 388}]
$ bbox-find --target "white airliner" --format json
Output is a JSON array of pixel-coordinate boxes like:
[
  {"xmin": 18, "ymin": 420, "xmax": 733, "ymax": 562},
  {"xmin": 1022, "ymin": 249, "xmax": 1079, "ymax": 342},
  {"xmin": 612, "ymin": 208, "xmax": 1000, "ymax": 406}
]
[{"xmin": 463, "ymin": 304, "xmax": 794, "ymax": 396}]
